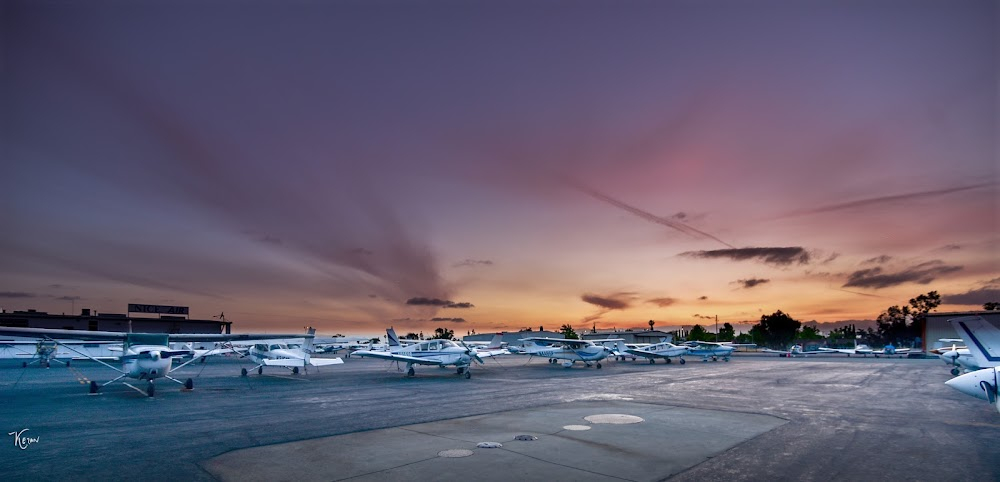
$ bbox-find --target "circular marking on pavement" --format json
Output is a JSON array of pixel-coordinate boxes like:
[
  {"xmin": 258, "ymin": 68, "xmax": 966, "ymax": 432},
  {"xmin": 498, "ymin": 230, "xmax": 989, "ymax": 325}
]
[
  {"xmin": 584, "ymin": 414, "xmax": 644, "ymax": 424},
  {"xmin": 476, "ymin": 442, "xmax": 503, "ymax": 448},
  {"xmin": 514, "ymin": 435, "xmax": 538, "ymax": 441},
  {"xmin": 562, "ymin": 425, "xmax": 591, "ymax": 431},
  {"xmin": 438, "ymin": 449, "xmax": 474, "ymax": 458}
]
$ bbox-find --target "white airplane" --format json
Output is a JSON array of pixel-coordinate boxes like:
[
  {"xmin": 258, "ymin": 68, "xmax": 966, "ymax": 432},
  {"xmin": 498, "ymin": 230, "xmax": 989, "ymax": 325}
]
[
  {"xmin": 468, "ymin": 333, "xmax": 508, "ymax": 356},
  {"xmin": 352, "ymin": 338, "xmax": 492, "ymax": 379},
  {"xmin": 761, "ymin": 344, "xmax": 828, "ymax": 358},
  {"xmin": 819, "ymin": 344, "xmax": 910, "ymax": 358},
  {"xmin": 240, "ymin": 328, "xmax": 344, "ymax": 376},
  {"xmin": 614, "ymin": 340, "xmax": 688, "ymax": 364},
  {"xmin": 684, "ymin": 341, "xmax": 738, "ymax": 362},
  {"xmin": 510, "ymin": 337, "xmax": 618, "ymax": 369},
  {"xmin": 0, "ymin": 326, "xmax": 312, "ymax": 397},
  {"xmin": 1, "ymin": 338, "xmax": 119, "ymax": 367},
  {"xmin": 946, "ymin": 366, "xmax": 1000, "ymax": 415}
]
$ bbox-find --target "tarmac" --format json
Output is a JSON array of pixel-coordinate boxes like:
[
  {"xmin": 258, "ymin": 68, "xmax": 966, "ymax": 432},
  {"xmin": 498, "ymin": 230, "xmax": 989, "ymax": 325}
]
[{"xmin": 2, "ymin": 352, "xmax": 998, "ymax": 481}]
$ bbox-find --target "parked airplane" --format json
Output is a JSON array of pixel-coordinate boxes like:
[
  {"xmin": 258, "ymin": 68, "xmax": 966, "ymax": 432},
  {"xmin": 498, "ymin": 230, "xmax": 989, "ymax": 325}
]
[
  {"xmin": 761, "ymin": 344, "xmax": 827, "ymax": 358},
  {"xmin": 511, "ymin": 337, "xmax": 618, "ymax": 368},
  {"xmin": 0, "ymin": 326, "xmax": 312, "ymax": 397},
  {"xmin": 819, "ymin": 344, "xmax": 910, "ymax": 358},
  {"xmin": 1, "ymin": 338, "xmax": 119, "ymax": 367},
  {"xmin": 614, "ymin": 340, "xmax": 688, "ymax": 364},
  {"xmin": 239, "ymin": 328, "xmax": 344, "ymax": 376},
  {"xmin": 352, "ymin": 338, "xmax": 491, "ymax": 379},
  {"xmin": 946, "ymin": 366, "xmax": 1000, "ymax": 414},
  {"xmin": 685, "ymin": 341, "xmax": 738, "ymax": 362}
]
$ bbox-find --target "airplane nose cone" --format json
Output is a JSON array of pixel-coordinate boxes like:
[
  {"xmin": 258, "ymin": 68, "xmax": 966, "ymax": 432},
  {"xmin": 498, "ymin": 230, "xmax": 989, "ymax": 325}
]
[{"xmin": 945, "ymin": 367, "xmax": 997, "ymax": 401}]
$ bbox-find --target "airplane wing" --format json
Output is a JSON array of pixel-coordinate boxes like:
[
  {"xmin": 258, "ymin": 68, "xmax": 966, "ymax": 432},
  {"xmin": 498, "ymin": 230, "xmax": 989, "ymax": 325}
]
[
  {"xmin": 626, "ymin": 348, "xmax": 677, "ymax": 359},
  {"xmin": 760, "ymin": 348, "xmax": 790, "ymax": 354},
  {"xmin": 520, "ymin": 338, "xmax": 597, "ymax": 348},
  {"xmin": 351, "ymin": 350, "xmax": 444, "ymax": 365},
  {"xmin": 262, "ymin": 358, "xmax": 307, "ymax": 367},
  {"xmin": 309, "ymin": 357, "xmax": 344, "ymax": 366}
]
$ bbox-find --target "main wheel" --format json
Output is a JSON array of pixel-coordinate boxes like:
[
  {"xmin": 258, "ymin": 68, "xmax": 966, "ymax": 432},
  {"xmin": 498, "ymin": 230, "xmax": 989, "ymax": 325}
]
[
  {"xmin": 292, "ymin": 367, "xmax": 299, "ymax": 375},
  {"xmin": 951, "ymin": 367, "xmax": 960, "ymax": 376},
  {"xmin": 184, "ymin": 378, "xmax": 194, "ymax": 390},
  {"xmin": 464, "ymin": 371, "xmax": 471, "ymax": 379},
  {"xmin": 241, "ymin": 368, "xmax": 248, "ymax": 377},
  {"xmin": 146, "ymin": 382, "xmax": 155, "ymax": 397},
  {"xmin": 666, "ymin": 358, "xmax": 672, "ymax": 364},
  {"xmin": 65, "ymin": 361, "xmax": 70, "ymax": 368},
  {"xmin": 407, "ymin": 367, "xmax": 415, "ymax": 377},
  {"xmin": 89, "ymin": 381, "xmax": 99, "ymax": 393},
  {"xmin": 679, "ymin": 358, "xmax": 686, "ymax": 365},
  {"xmin": 596, "ymin": 362, "xmax": 602, "ymax": 369},
  {"xmin": 258, "ymin": 366, "xmax": 263, "ymax": 375},
  {"xmin": 649, "ymin": 359, "xmax": 655, "ymax": 364}
]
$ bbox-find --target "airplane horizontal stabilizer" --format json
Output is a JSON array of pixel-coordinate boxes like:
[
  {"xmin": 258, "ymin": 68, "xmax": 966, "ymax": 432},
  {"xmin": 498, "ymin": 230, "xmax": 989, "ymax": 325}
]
[{"xmin": 309, "ymin": 357, "xmax": 344, "ymax": 366}]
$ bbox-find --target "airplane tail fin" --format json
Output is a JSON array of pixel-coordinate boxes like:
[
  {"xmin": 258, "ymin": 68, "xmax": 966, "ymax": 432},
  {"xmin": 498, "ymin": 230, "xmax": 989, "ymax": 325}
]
[
  {"xmin": 615, "ymin": 340, "xmax": 629, "ymax": 355},
  {"xmin": 950, "ymin": 316, "xmax": 1000, "ymax": 369},
  {"xmin": 486, "ymin": 333, "xmax": 503, "ymax": 350},
  {"xmin": 302, "ymin": 327, "xmax": 317, "ymax": 355},
  {"xmin": 387, "ymin": 327, "xmax": 401, "ymax": 347}
]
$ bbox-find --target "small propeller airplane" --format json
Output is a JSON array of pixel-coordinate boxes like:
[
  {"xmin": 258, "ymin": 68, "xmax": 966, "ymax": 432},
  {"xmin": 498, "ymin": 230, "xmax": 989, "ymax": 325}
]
[
  {"xmin": 0, "ymin": 338, "xmax": 119, "ymax": 368},
  {"xmin": 0, "ymin": 326, "xmax": 312, "ymax": 397},
  {"xmin": 613, "ymin": 340, "xmax": 688, "ymax": 364},
  {"xmin": 761, "ymin": 344, "xmax": 828, "ymax": 358},
  {"xmin": 943, "ymin": 316, "xmax": 1000, "ymax": 414},
  {"xmin": 352, "ymin": 337, "xmax": 493, "ymax": 379},
  {"xmin": 509, "ymin": 337, "xmax": 619, "ymax": 369},
  {"xmin": 684, "ymin": 341, "xmax": 741, "ymax": 362},
  {"xmin": 239, "ymin": 328, "xmax": 344, "ymax": 376},
  {"xmin": 818, "ymin": 344, "xmax": 910, "ymax": 358}
]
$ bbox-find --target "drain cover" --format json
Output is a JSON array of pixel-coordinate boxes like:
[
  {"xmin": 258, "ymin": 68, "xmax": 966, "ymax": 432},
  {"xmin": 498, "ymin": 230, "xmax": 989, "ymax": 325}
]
[
  {"xmin": 438, "ymin": 449, "xmax": 474, "ymax": 458},
  {"xmin": 514, "ymin": 435, "xmax": 538, "ymax": 441},
  {"xmin": 562, "ymin": 425, "xmax": 591, "ymax": 431},
  {"xmin": 584, "ymin": 414, "xmax": 644, "ymax": 424},
  {"xmin": 476, "ymin": 442, "xmax": 503, "ymax": 448}
]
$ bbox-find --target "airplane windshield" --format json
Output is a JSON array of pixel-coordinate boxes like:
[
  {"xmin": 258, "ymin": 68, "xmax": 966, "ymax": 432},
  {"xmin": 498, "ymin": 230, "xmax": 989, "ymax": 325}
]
[
  {"xmin": 287, "ymin": 344, "xmax": 300, "ymax": 349},
  {"xmin": 269, "ymin": 344, "xmax": 282, "ymax": 350}
]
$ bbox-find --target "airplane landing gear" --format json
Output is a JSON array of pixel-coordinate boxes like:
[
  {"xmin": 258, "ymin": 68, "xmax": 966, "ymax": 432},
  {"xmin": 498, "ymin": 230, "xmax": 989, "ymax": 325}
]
[
  {"xmin": 712, "ymin": 356, "xmax": 718, "ymax": 362},
  {"xmin": 292, "ymin": 367, "xmax": 299, "ymax": 375},
  {"xmin": 723, "ymin": 357, "xmax": 730, "ymax": 362},
  {"xmin": 951, "ymin": 367, "xmax": 960, "ymax": 376},
  {"xmin": 146, "ymin": 382, "xmax": 155, "ymax": 397},
  {"xmin": 649, "ymin": 359, "xmax": 656, "ymax": 364},
  {"xmin": 457, "ymin": 367, "xmax": 465, "ymax": 374},
  {"xmin": 464, "ymin": 371, "xmax": 471, "ymax": 379},
  {"xmin": 258, "ymin": 366, "xmax": 263, "ymax": 375},
  {"xmin": 679, "ymin": 358, "xmax": 686, "ymax": 365},
  {"xmin": 596, "ymin": 362, "xmax": 602, "ymax": 369},
  {"xmin": 665, "ymin": 358, "xmax": 672, "ymax": 364},
  {"xmin": 89, "ymin": 381, "xmax": 99, "ymax": 394},
  {"xmin": 241, "ymin": 368, "xmax": 248, "ymax": 377},
  {"xmin": 407, "ymin": 367, "xmax": 415, "ymax": 377},
  {"xmin": 184, "ymin": 378, "xmax": 194, "ymax": 390}
]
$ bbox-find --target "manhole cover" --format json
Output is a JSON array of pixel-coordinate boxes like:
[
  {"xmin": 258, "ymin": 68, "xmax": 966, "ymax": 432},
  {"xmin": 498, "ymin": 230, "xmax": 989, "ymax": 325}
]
[
  {"xmin": 562, "ymin": 425, "xmax": 591, "ymax": 431},
  {"xmin": 438, "ymin": 449, "xmax": 474, "ymax": 458},
  {"xmin": 476, "ymin": 442, "xmax": 503, "ymax": 448},
  {"xmin": 584, "ymin": 414, "xmax": 644, "ymax": 424},
  {"xmin": 514, "ymin": 435, "xmax": 538, "ymax": 441}
]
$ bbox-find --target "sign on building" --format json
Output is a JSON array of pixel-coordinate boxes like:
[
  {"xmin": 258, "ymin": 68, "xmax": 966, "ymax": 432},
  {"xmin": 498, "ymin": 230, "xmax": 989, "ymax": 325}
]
[{"xmin": 127, "ymin": 304, "xmax": 190, "ymax": 316}]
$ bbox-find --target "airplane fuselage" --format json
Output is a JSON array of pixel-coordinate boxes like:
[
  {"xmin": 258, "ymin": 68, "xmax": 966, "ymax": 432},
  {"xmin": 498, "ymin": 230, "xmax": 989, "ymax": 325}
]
[{"xmin": 121, "ymin": 344, "xmax": 174, "ymax": 380}]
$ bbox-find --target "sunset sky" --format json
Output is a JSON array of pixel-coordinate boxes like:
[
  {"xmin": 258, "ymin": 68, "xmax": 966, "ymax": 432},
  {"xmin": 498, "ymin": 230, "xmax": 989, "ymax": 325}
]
[{"xmin": 1, "ymin": 1, "xmax": 997, "ymax": 336}]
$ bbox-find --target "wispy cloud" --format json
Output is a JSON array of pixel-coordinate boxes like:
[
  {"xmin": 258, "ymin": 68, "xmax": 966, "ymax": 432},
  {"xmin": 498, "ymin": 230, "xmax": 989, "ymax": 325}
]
[
  {"xmin": 943, "ymin": 278, "xmax": 1000, "ymax": 305},
  {"xmin": 581, "ymin": 292, "xmax": 634, "ymax": 310},
  {"xmin": 0, "ymin": 292, "xmax": 35, "ymax": 298},
  {"xmin": 776, "ymin": 182, "xmax": 994, "ymax": 219},
  {"xmin": 568, "ymin": 182, "xmax": 735, "ymax": 248},
  {"xmin": 431, "ymin": 317, "xmax": 466, "ymax": 323},
  {"xmin": 406, "ymin": 297, "xmax": 475, "ymax": 309},
  {"xmin": 681, "ymin": 247, "xmax": 810, "ymax": 266},
  {"xmin": 453, "ymin": 259, "xmax": 494, "ymax": 268},
  {"xmin": 734, "ymin": 278, "xmax": 770, "ymax": 289},
  {"xmin": 646, "ymin": 297, "xmax": 676, "ymax": 307},
  {"xmin": 843, "ymin": 260, "xmax": 962, "ymax": 289},
  {"xmin": 862, "ymin": 255, "xmax": 891, "ymax": 265}
]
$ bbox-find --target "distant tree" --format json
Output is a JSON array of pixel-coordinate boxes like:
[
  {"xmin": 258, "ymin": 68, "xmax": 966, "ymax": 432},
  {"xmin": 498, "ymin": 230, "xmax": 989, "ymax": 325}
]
[
  {"xmin": 403, "ymin": 332, "xmax": 420, "ymax": 340},
  {"xmin": 560, "ymin": 324, "xmax": 579, "ymax": 339},
  {"xmin": 648, "ymin": 320, "xmax": 655, "ymax": 330},
  {"xmin": 907, "ymin": 291, "xmax": 940, "ymax": 343},
  {"xmin": 755, "ymin": 310, "xmax": 801, "ymax": 349},
  {"xmin": 876, "ymin": 291, "xmax": 941, "ymax": 347},
  {"xmin": 431, "ymin": 327, "xmax": 455, "ymax": 340},
  {"xmin": 539, "ymin": 325, "xmax": 544, "ymax": 332},
  {"xmin": 733, "ymin": 332, "xmax": 755, "ymax": 344},
  {"xmin": 718, "ymin": 323, "xmax": 735, "ymax": 342},
  {"xmin": 688, "ymin": 324, "xmax": 710, "ymax": 342},
  {"xmin": 828, "ymin": 324, "xmax": 857, "ymax": 347},
  {"xmin": 368, "ymin": 337, "xmax": 380, "ymax": 344},
  {"xmin": 799, "ymin": 325, "xmax": 824, "ymax": 340},
  {"xmin": 984, "ymin": 302, "xmax": 1000, "ymax": 311}
]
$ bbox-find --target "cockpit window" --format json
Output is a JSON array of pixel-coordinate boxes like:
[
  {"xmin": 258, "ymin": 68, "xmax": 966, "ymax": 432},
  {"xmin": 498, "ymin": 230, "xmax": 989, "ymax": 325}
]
[{"xmin": 269, "ymin": 344, "xmax": 281, "ymax": 350}]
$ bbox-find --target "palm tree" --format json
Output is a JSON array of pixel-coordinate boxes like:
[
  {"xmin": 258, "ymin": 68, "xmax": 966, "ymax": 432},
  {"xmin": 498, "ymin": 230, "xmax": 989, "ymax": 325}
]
[{"xmin": 648, "ymin": 319, "xmax": 655, "ymax": 331}]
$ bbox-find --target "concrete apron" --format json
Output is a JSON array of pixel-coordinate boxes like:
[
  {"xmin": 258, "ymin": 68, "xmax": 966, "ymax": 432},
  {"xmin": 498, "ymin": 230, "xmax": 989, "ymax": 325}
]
[{"xmin": 202, "ymin": 400, "xmax": 787, "ymax": 482}]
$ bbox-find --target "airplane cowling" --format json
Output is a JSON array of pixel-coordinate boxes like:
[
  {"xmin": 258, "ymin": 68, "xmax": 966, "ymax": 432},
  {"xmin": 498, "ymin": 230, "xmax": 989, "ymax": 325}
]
[{"xmin": 945, "ymin": 367, "xmax": 999, "ymax": 412}]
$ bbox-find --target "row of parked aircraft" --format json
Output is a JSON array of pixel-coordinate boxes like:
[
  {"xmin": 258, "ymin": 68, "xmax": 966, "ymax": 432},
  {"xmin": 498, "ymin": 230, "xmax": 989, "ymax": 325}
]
[{"xmin": 3, "ymin": 316, "xmax": 998, "ymax": 414}]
